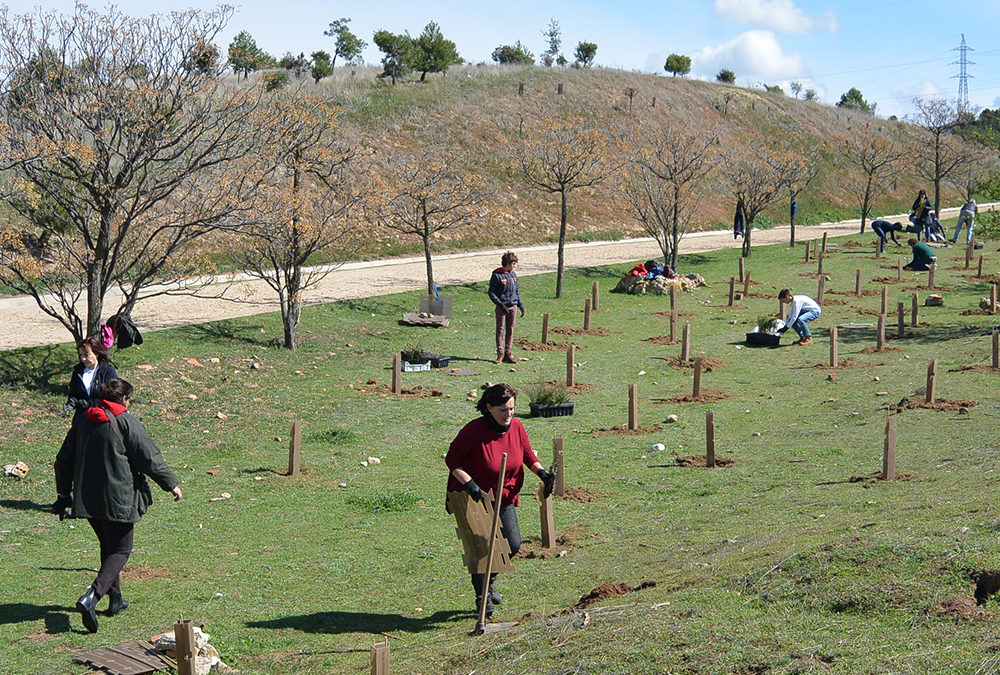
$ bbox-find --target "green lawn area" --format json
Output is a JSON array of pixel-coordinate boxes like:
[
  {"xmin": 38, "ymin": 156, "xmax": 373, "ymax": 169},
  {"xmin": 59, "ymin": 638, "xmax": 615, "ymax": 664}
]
[{"xmin": 2, "ymin": 230, "xmax": 999, "ymax": 673}]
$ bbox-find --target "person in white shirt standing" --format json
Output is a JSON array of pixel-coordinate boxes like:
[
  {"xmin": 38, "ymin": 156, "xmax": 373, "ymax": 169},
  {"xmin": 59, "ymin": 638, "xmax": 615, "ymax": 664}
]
[{"xmin": 778, "ymin": 289, "xmax": 822, "ymax": 346}]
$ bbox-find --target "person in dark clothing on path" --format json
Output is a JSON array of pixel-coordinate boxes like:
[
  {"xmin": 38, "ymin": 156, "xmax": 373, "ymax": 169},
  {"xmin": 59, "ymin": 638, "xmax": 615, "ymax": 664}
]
[
  {"xmin": 53, "ymin": 378, "xmax": 182, "ymax": 633},
  {"xmin": 733, "ymin": 199, "xmax": 745, "ymax": 240},
  {"xmin": 65, "ymin": 336, "xmax": 118, "ymax": 425},
  {"xmin": 871, "ymin": 219, "xmax": 903, "ymax": 253},
  {"xmin": 903, "ymin": 238, "xmax": 937, "ymax": 271},
  {"xmin": 445, "ymin": 383, "xmax": 553, "ymax": 617},
  {"xmin": 488, "ymin": 251, "xmax": 525, "ymax": 364}
]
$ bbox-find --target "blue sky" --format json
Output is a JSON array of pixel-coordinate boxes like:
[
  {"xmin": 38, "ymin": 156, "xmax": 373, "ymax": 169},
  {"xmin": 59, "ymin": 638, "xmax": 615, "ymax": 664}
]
[{"xmin": 5, "ymin": 0, "xmax": 999, "ymax": 118}]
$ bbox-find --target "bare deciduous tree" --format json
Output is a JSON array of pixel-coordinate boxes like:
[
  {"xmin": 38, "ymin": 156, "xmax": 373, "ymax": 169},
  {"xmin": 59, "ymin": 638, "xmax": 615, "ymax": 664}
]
[
  {"xmin": 839, "ymin": 130, "xmax": 907, "ymax": 233},
  {"xmin": 909, "ymin": 98, "xmax": 971, "ymax": 216},
  {"xmin": 721, "ymin": 142, "xmax": 785, "ymax": 257},
  {"xmin": 776, "ymin": 146, "xmax": 823, "ymax": 247}
]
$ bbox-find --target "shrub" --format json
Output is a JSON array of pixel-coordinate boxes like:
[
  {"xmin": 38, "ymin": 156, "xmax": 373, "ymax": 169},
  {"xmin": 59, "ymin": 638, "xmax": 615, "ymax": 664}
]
[
  {"xmin": 401, "ymin": 344, "xmax": 432, "ymax": 362},
  {"xmin": 262, "ymin": 70, "xmax": 290, "ymax": 91}
]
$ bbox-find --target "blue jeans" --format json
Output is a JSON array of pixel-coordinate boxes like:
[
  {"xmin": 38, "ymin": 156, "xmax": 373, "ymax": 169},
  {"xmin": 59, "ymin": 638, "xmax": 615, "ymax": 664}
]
[
  {"xmin": 953, "ymin": 210, "xmax": 975, "ymax": 245},
  {"xmin": 791, "ymin": 310, "xmax": 820, "ymax": 338}
]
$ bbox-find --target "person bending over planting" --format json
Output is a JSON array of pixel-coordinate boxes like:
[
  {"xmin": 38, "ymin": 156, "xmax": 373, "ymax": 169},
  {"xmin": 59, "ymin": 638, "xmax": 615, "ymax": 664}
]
[
  {"xmin": 445, "ymin": 383, "xmax": 553, "ymax": 617},
  {"xmin": 903, "ymin": 238, "xmax": 937, "ymax": 271},
  {"xmin": 778, "ymin": 289, "xmax": 821, "ymax": 346}
]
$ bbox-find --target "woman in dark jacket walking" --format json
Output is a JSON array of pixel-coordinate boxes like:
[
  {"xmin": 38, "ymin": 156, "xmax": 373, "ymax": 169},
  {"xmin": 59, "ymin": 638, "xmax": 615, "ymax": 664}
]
[
  {"xmin": 65, "ymin": 336, "xmax": 118, "ymax": 424},
  {"xmin": 53, "ymin": 378, "xmax": 182, "ymax": 633}
]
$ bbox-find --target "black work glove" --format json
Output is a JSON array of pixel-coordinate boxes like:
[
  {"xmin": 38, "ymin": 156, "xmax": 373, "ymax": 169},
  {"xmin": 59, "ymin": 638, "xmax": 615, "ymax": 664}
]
[
  {"xmin": 51, "ymin": 495, "xmax": 72, "ymax": 520},
  {"xmin": 519, "ymin": 306, "xmax": 525, "ymax": 318},
  {"xmin": 537, "ymin": 469, "xmax": 555, "ymax": 498},
  {"xmin": 463, "ymin": 479, "xmax": 484, "ymax": 502},
  {"xmin": 777, "ymin": 326, "xmax": 788, "ymax": 334}
]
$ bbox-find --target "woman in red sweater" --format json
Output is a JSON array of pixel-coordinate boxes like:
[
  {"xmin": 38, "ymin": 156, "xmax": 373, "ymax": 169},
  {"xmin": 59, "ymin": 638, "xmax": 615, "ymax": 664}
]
[{"xmin": 446, "ymin": 383, "xmax": 553, "ymax": 616}]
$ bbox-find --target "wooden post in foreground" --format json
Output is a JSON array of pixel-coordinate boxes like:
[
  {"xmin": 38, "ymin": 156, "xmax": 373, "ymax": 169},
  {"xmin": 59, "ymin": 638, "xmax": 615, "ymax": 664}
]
[
  {"xmin": 897, "ymin": 258, "xmax": 903, "ymax": 281},
  {"xmin": 855, "ymin": 269, "xmax": 862, "ymax": 296},
  {"xmin": 911, "ymin": 293, "xmax": 919, "ymax": 327},
  {"xmin": 288, "ymin": 420, "xmax": 302, "ymax": 476},
  {"xmin": 539, "ymin": 486, "xmax": 555, "ymax": 548},
  {"xmin": 692, "ymin": 357, "xmax": 703, "ymax": 399},
  {"xmin": 392, "ymin": 354, "xmax": 402, "ymax": 395},
  {"xmin": 897, "ymin": 302, "xmax": 905, "ymax": 339},
  {"xmin": 993, "ymin": 330, "xmax": 999, "ymax": 370},
  {"xmin": 738, "ymin": 256, "xmax": 745, "ymax": 283},
  {"xmin": 705, "ymin": 410, "xmax": 716, "ymax": 469},
  {"xmin": 817, "ymin": 251, "xmax": 824, "ymax": 276},
  {"xmin": 925, "ymin": 358, "xmax": 937, "ymax": 404},
  {"xmin": 552, "ymin": 438, "xmax": 565, "ymax": 496},
  {"xmin": 670, "ymin": 307, "xmax": 679, "ymax": 342},
  {"xmin": 882, "ymin": 416, "xmax": 896, "ymax": 481},
  {"xmin": 541, "ymin": 313, "xmax": 549, "ymax": 344},
  {"xmin": 829, "ymin": 327, "xmax": 838, "ymax": 368},
  {"xmin": 875, "ymin": 241, "xmax": 881, "ymax": 260},
  {"xmin": 670, "ymin": 284, "xmax": 678, "ymax": 311},
  {"xmin": 821, "ymin": 231, "xmax": 828, "ymax": 253},
  {"xmin": 371, "ymin": 641, "xmax": 390, "ymax": 675},
  {"xmin": 991, "ymin": 283, "xmax": 998, "ymax": 314},
  {"xmin": 566, "ymin": 345, "xmax": 575, "ymax": 387},
  {"xmin": 583, "ymin": 298, "xmax": 591, "ymax": 331},
  {"xmin": 627, "ymin": 383, "xmax": 638, "ymax": 431},
  {"xmin": 966, "ymin": 243, "xmax": 974, "ymax": 269},
  {"xmin": 876, "ymin": 315, "xmax": 885, "ymax": 351},
  {"xmin": 592, "ymin": 281, "xmax": 600, "ymax": 311},
  {"xmin": 817, "ymin": 275, "xmax": 825, "ymax": 305},
  {"xmin": 927, "ymin": 264, "xmax": 936, "ymax": 290},
  {"xmin": 681, "ymin": 323, "xmax": 691, "ymax": 362},
  {"xmin": 728, "ymin": 277, "xmax": 736, "ymax": 306},
  {"xmin": 978, "ymin": 255, "xmax": 984, "ymax": 279},
  {"xmin": 175, "ymin": 617, "xmax": 196, "ymax": 675},
  {"xmin": 880, "ymin": 285, "xmax": 888, "ymax": 316},
  {"xmin": 804, "ymin": 240, "xmax": 811, "ymax": 263}
]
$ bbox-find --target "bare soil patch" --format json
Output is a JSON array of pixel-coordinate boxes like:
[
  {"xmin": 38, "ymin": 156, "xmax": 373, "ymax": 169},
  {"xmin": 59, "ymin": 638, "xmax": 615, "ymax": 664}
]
[
  {"xmin": 848, "ymin": 471, "xmax": 915, "ymax": 485},
  {"xmin": 960, "ymin": 308, "xmax": 998, "ymax": 316},
  {"xmin": 661, "ymin": 356, "xmax": 723, "ymax": 370},
  {"xmin": 355, "ymin": 380, "xmax": 443, "ymax": 398},
  {"xmin": 550, "ymin": 326, "xmax": 611, "ymax": 337},
  {"xmin": 590, "ymin": 424, "xmax": 663, "ymax": 437},
  {"xmin": 652, "ymin": 389, "xmax": 731, "ymax": 403},
  {"xmin": 858, "ymin": 346, "xmax": 901, "ymax": 354},
  {"xmin": 545, "ymin": 381, "xmax": 595, "ymax": 395},
  {"xmin": 891, "ymin": 397, "xmax": 977, "ymax": 413},
  {"xmin": 828, "ymin": 289, "xmax": 880, "ymax": 297},
  {"xmin": 560, "ymin": 487, "xmax": 600, "ymax": 502},
  {"xmin": 122, "ymin": 564, "xmax": 173, "ymax": 581},
  {"xmin": 517, "ymin": 338, "xmax": 575, "ymax": 351},
  {"xmin": 950, "ymin": 365, "xmax": 1000, "ymax": 374},
  {"xmin": 646, "ymin": 335, "xmax": 679, "ymax": 346},
  {"xmin": 934, "ymin": 595, "xmax": 986, "ymax": 620},
  {"xmin": 25, "ymin": 628, "xmax": 56, "ymax": 643},
  {"xmin": 811, "ymin": 360, "xmax": 880, "ymax": 369},
  {"xmin": 574, "ymin": 580, "xmax": 656, "ymax": 609},
  {"xmin": 842, "ymin": 240, "xmax": 864, "ymax": 248},
  {"xmin": 653, "ymin": 310, "xmax": 694, "ymax": 318},
  {"xmin": 872, "ymin": 276, "xmax": 905, "ymax": 284},
  {"xmin": 886, "ymin": 332, "xmax": 918, "ymax": 340},
  {"xmin": 674, "ymin": 454, "xmax": 735, "ymax": 468},
  {"xmin": 903, "ymin": 285, "xmax": 955, "ymax": 292},
  {"xmin": 518, "ymin": 526, "xmax": 590, "ymax": 559},
  {"xmin": 820, "ymin": 298, "xmax": 848, "ymax": 306}
]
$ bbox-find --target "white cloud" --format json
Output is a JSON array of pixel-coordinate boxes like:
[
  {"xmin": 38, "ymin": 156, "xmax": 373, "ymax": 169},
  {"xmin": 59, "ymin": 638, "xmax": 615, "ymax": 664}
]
[
  {"xmin": 692, "ymin": 30, "xmax": 804, "ymax": 81},
  {"xmin": 714, "ymin": 0, "xmax": 836, "ymax": 34}
]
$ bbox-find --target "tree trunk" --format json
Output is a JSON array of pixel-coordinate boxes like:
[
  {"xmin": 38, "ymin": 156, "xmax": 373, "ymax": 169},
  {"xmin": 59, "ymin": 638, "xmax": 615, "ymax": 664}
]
[
  {"xmin": 421, "ymin": 201, "xmax": 435, "ymax": 295},
  {"xmin": 670, "ymin": 185, "xmax": 680, "ymax": 270},
  {"xmin": 859, "ymin": 176, "xmax": 873, "ymax": 233},
  {"xmin": 283, "ymin": 294, "xmax": 300, "ymax": 350},
  {"xmin": 86, "ymin": 209, "xmax": 114, "ymax": 337},
  {"xmin": 556, "ymin": 189, "xmax": 567, "ymax": 298},
  {"xmin": 788, "ymin": 192, "xmax": 796, "ymax": 247},
  {"xmin": 742, "ymin": 217, "xmax": 752, "ymax": 257}
]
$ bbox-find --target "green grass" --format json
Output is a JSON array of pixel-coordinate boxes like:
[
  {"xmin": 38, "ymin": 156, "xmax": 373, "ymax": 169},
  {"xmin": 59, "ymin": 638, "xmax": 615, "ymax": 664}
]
[{"xmin": 2, "ymin": 233, "xmax": 1000, "ymax": 673}]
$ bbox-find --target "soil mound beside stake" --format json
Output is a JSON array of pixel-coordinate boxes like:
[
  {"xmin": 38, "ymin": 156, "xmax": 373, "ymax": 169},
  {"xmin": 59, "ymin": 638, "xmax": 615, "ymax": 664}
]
[
  {"xmin": 662, "ymin": 356, "xmax": 723, "ymax": 370},
  {"xmin": 809, "ymin": 360, "xmax": 880, "ymax": 369},
  {"xmin": 574, "ymin": 580, "xmax": 656, "ymax": 609},
  {"xmin": 890, "ymin": 397, "xmax": 978, "ymax": 413},
  {"xmin": 848, "ymin": 471, "xmax": 915, "ymax": 485},
  {"xmin": 550, "ymin": 326, "xmax": 611, "ymax": 336},
  {"xmin": 646, "ymin": 335, "xmax": 679, "ymax": 346},
  {"xmin": 934, "ymin": 595, "xmax": 986, "ymax": 620},
  {"xmin": 560, "ymin": 487, "xmax": 600, "ymax": 502},
  {"xmin": 674, "ymin": 454, "xmax": 735, "ymax": 468},
  {"xmin": 590, "ymin": 424, "xmax": 663, "ymax": 437},
  {"xmin": 355, "ymin": 380, "xmax": 444, "ymax": 398},
  {"xmin": 950, "ymin": 365, "xmax": 1000, "ymax": 374},
  {"xmin": 652, "ymin": 389, "xmax": 731, "ymax": 403},
  {"xmin": 517, "ymin": 338, "xmax": 575, "ymax": 351}
]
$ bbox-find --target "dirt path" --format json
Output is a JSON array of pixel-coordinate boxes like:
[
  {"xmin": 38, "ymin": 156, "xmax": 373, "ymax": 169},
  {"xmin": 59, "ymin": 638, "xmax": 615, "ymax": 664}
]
[{"xmin": 1, "ymin": 207, "xmax": 977, "ymax": 350}]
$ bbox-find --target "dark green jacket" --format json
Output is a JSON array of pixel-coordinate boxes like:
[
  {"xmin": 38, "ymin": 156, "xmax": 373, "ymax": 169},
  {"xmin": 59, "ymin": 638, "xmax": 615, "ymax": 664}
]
[{"xmin": 54, "ymin": 402, "xmax": 179, "ymax": 523}]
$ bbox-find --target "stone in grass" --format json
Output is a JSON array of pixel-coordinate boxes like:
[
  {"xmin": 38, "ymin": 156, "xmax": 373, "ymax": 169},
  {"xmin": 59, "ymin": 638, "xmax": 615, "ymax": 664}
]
[{"xmin": 665, "ymin": 414, "xmax": 679, "ymax": 423}]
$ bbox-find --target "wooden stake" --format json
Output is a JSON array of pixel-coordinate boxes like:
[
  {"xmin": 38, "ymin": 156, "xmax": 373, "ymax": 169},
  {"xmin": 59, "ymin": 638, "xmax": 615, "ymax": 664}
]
[
  {"xmin": 738, "ymin": 257, "xmax": 745, "ymax": 283},
  {"xmin": 817, "ymin": 275, "xmax": 825, "ymax": 305},
  {"xmin": 911, "ymin": 293, "xmax": 918, "ymax": 327},
  {"xmin": 993, "ymin": 330, "xmax": 999, "ymax": 370},
  {"xmin": 681, "ymin": 322, "xmax": 691, "ymax": 362},
  {"xmin": 670, "ymin": 284, "xmax": 678, "ymax": 311},
  {"xmin": 391, "ymin": 354, "xmax": 402, "ymax": 395},
  {"xmin": 804, "ymin": 239, "xmax": 811, "ymax": 263},
  {"xmin": 821, "ymin": 231, "xmax": 828, "ymax": 253},
  {"xmin": 927, "ymin": 264, "xmax": 936, "ymax": 290},
  {"xmin": 371, "ymin": 641, "xmax": 390, "ymax": 675},
  {"xmin": 817, "ymin": 251, "xmax": 824, "ymax": 276},
  {"xmin": 557, "ymin": 83, "xmax": 563, "ymax": 95},
  {"xmin": 897, "ymin": 302, "xmax": 905, "ymax": 339},
  {"xmin": 553, "ymin": 438, "xmax": 565, "ymax": 496},
  {"xmin": 477, "ymin": 453, "xmax": 507, "ymax": 632},
  {"xmin": 518, "ymin": 82, "xmax": 525, "ymax": 96},
  {"xmin": 897, "ymin": 258, "xmax": 903, "ymax": 281},
  {"xmin": 592, "ymin": 281, "xmax": 600, "ymax": 311},
  {"xmin": 566, "ymin": 345, "xmax": 575, "ymax": 387},
  {"xmin": 829, "ymin": 327, "xmax": 838, "ymax": 368},
  {"xmin": 882, "ymin": 416, "xmax": 896, "ymax": 481},
  {"xmin": 728, "ymin": 277, "xmax": 736, "ymax": 306},
  {"xmin": 875, "ymin": 241, "xmax": 881, "ymax": 260},
  {"xmin": 877, "ymin": 314, "xmax": 885, "ymax": 351},
  {"xmin": 925, "ymin": 358, "xmax": 937, "ymax": 404},
  {"xmin": 583, "ymin": 298, "xmax": 591, "ymax": 331},
  {"xmin": 855, "ymin": 269, "xmax": 862, "ymax": 296},
  {"xmin": 670, "ymin": 307, "xmax": 678, "ymax": 342},
  {"xmin": 539, "ymin": 489, "xmax": 555, "ymax": 548},
  {"xmin": 743, "ymin": 272, "xmax": 751, "ymax": 298},
  {"xmin": 978, "ymin": 254, "xmax": 984, "ymax": 279},
  {"xmin": 541, "ymin": 313, "xmax": 549, "ymax": 345},
  {"xmin": 692, "ymin": 357, "xmax": 703, "ymax": 399},
  {"xmin": 991, "ymin": 283, "xmax": 997, "ymax": 314},
  {"xmin": 174, "ymin": 618, "xmax": 196, "ymax": 675},
  {"xmin": 627, "ymin": 383, "xmax": 638, "ymax": 431},
  {"xmin": 880, "ymin": 286, "xmax": 888, "ymax": 316},
  {"xmin": 287, "ymin": 420, "xmax": 301, "ymax": 476},
  {"xmin": 705, "ymin": 410, "xmax": 716, "ymax": 469},
  {"xmin": 966, "ymin": 243, "xmax": 974, "ymax": 269}
]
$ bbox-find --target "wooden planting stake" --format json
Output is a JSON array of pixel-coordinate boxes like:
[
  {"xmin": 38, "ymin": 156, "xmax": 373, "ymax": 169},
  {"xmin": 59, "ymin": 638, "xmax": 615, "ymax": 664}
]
[
  {"xmin": 804, "ymin": 239, "xmax": 811, "ymax": 263},
  {"xmin": 583, "ymin": 298, "xmax": 591, "ymax": 331},
  {"xmin": 566, "ymin": 345, "xmax": 575, "ymax": 387},
  {"xmin": 539, "ymin": 486, "xmax": 555, "ymax": 548},
  {"xmin": 371, "ymin": 640, "xmax": 390, "ymax": 675},
  {"xmin": 817, "ymin": 251, "xmax": 824, "ymax": 276},
  {"xmin": 927, "ymin": 264, "xmax": 936, "ymax": 290},
  {"xmin": 705, "ymin": 410, "xmax": 716, "ymax": 469},
  {"xmin": 288, "ymin": 420, "xmax": 302, "ymax": 476},
  {"xmin": 880, "ymin": 285, "xmax": 888, "ymax": 316},
  {"xmin": 978, "ymin": 254, "xmax": 984, "ymax": 279},
  {"xmin": 897, "ymin": 258, "xmax": 903, "ymax": 281},
  {"xmin": 541, "ymin": 313, "xmax": 549, "ymax": 345},
  {"xmin": 966, "ymin": 243, "xmax": 974, "ymax": 269},
  {"xmin": 628, "ymin": 383, "xmax": 638, "ymax": 431},
  {"xmin": 925, "ymin": 358, "xmax": 937, "ymax": 404},
  {"xmin": 592, "ymin": 281, "xmax": 600, "ymax": 311},
  {"xmin": 993, "ymin": 330, "xmax": 999, "ymax": 370},
  {"xmin": 553, "ymin": 438, "xmax": 565, "ymax": 496},
  {"xmin": 875, "ymin": 241, "xmax": 881, "ymax": 260},
  {"xmin": 692, "ymin": 357, "xmax": 703, "ymax": 399},
  {"xmin": 738, "ymin": 256, "xmax": 745, "ymax": 283},
  {"xmin": 855, "ymin": 269, "xmax": 862, "ymax": 296},
  {"xmin": 728, "ymin": 277, "xmax": 736, "ymax": 306},
  {"xmin": 670, "ymin": 308, "xmax": 678, "ymax": 342},
  {"xmin": 876, "ymin": 315, "xmax": 885, "ymax": 351},
  {"xmin": 882, "ymin": 416, "xmax": 896, "ymax": 481},
  {"xmin": 743, "ymin": 272, "xmax": 751, "ymax": 298},
  {"xmin": 829, "ymin": 326, "xmax": 838, "ymax": 368},
  {"xmin": 475, "ymin": 453, "xmax": 507, "ymax": 634},
  {"xmin": 175, "ymin": 617, "xmax": 196, "ymax": 675},
  {"xmin": 991, "ymin": 283, "xmax": 998, "ymax": 314},
  {"xmin": 911, "ymin": 293, "xmax": 919, "ymax": 327},
  {"xmin": 821, "ymin": 231, "xmax": 828, "ymax": 253},
  {"xmin": 817, "ymin": 275, "xmax": 825, "ymax": 305},
  {"xmin": 897, "ymin": 302, "xmax": 905, "ymax": 339},
  {"xmin": 681, "ymin": 322, "xmax": 691, "ymax": 362},
  {"xmin": 391, "ymin": 354, "xmax": 402, "ymax": 395},
  {"xmin": 670, "ymin": 284, "xmax": 678, "ymax": 311}
]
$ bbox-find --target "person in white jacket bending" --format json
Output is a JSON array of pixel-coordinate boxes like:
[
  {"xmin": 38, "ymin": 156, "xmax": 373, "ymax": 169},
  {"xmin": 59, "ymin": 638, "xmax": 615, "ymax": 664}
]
[{"xmin": 778, "ymin": 289, "xmax": 821, "ymax": 346}]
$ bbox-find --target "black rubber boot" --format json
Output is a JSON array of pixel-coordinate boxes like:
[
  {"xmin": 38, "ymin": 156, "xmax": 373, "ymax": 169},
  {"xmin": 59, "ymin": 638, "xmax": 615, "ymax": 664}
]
[
  {"xmin": 107, "ymin": 589, "xmax": 129, "ymax": 616},
  {"xmin": 76, "ymin": 586, "xmax": 99, "ymax": 633},
  {"xmin": 475, "ymin": 594, "xmax": 496, "ymax": 618}
]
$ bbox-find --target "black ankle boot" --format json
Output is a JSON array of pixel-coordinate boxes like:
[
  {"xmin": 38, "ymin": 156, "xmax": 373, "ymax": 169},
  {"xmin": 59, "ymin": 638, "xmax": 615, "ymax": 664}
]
[
  {"xmin": 475, "ymin": 594, "xmax": 496, "ymax": 618},
  {"xmin": 76, "ymin": 586, "xmax": 99, "ymax": 633},
  {"xmin": 488, "ymin": 584, "xmax": 502, "ymax": 606},
  {"xmin": 107, "ymin": 589, "xmax": 129, "ymax": 616}
]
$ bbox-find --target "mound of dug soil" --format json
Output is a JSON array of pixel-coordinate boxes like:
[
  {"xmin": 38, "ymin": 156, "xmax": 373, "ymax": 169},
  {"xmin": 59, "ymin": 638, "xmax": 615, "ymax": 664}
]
[
  {"xmin": 811, "ymin": 360, "xmax": 880, "ymax": 369},
  {"xmin": 559, "ymin": 487, "xmax": 600, "ymax": 502},
  {"xmin": 934, "ymin": 595, "xmax": 986, "ymax": 620},
  {"xmin": 574, "ymin": 580, "xmax": 656, "ymax": 609},
  {"xmin": 674, "ymin": 454, "xmax": 735, "ymax": 468},
  {"xmin": 849, "ymin": 471, "xmax": 914, "ymax": 485},
  {"xmin": 355, "ymin": 380, "xmax": 443, "ymax": 398},
  {"xmin": 646, "ymin": 335, "xmax": 680, "ymax": 345},
  {"xmin": 890, "ymin": 397, "xmax": 977, "ymax": 413},
  {"xmin": 550, "ymin": 326, "xmax": 611, "ymax": 336},
  {"xmin": 517, "ymin": 338, "xmax": 575, "ymax": 351},
  {"xmin": 950, "ymin": 365, "xmax": 1000, "ymax": 374},
  {"xmin": 661, "ymin": 356, "xmax": 723, "ymax": 370},
  {"xmin": 652, "ymin": 389, "xmax": 731, "ymax": 403}
]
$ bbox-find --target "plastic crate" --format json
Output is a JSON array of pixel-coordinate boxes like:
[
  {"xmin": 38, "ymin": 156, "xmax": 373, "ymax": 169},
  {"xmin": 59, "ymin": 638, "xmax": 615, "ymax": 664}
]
[
  {"xmin": 401, "ymin": 360, "xmax": 432, "ymax": 372},
  {"xmin": 529, "ymin": 402, "xmax": 575, "ymax": 418},
  {"xmin": 746, "ymin": 332, "xmax": 780, "ymax": 347}
]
